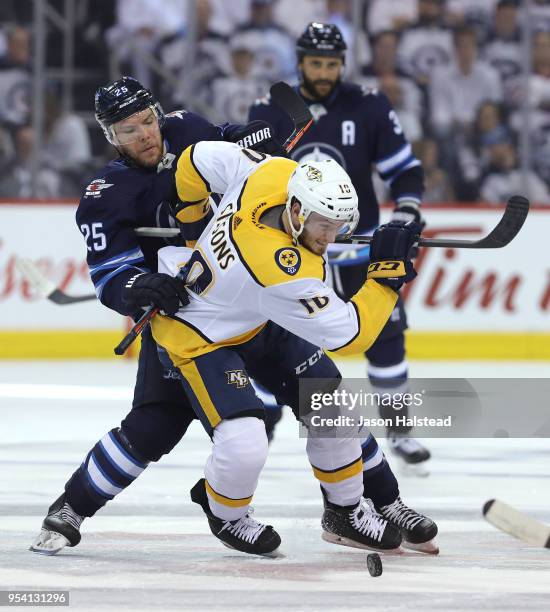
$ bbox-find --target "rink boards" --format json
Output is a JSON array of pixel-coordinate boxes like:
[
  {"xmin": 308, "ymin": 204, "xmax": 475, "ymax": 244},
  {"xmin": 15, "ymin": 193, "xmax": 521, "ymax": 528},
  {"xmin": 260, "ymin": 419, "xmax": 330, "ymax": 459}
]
[{"xmin": 1, "ymin": 201, "xmax": 549, "ymax": 359}]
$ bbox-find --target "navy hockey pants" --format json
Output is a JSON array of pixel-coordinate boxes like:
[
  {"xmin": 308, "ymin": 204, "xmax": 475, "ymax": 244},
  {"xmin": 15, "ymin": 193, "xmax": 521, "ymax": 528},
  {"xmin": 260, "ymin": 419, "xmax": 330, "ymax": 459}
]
[{"xmin": 64, "ymin": 326, "xmax": 197, "ymax": 516}]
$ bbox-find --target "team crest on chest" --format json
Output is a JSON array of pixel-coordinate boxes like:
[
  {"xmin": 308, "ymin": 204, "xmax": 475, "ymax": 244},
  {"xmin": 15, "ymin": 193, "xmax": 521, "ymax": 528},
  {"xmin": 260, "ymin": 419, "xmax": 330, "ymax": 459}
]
[{"xmin": 275, "ymin": 247, "xmax": 301, "ymax": 275}]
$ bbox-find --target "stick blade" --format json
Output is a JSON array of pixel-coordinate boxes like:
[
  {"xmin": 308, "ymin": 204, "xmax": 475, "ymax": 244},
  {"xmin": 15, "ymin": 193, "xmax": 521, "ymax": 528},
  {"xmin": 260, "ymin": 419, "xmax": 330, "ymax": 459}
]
[
  {"xmin": 269, "ymin": 81, "xmax": 312, "ymax": 130},
  {"xmin": 478, "ymin": 195, "xmax": 529, "ymax": 248},
  {"xmin": 14, "ymin": 257, "xmax": 57, "ymax": 298},
  {"xmin": 483, "ymin": 498, "xmax": 550, "ymax": 547}
]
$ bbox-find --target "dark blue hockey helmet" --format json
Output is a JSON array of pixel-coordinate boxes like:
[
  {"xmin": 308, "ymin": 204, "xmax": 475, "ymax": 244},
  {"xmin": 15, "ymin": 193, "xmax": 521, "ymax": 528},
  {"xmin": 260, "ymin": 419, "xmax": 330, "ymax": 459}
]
[
  {"xmin": 296, "ymin": 22, "xmax": 347, "ymax": 62},
  {"xmin": 95, "ymin": 76, "xmax": 165, "ymax": 145}
]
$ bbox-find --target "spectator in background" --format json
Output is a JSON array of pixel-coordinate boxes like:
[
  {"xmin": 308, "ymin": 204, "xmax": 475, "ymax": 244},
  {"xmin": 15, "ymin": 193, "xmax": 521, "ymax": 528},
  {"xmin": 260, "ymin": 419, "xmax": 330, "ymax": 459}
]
[
  {"xmin": 324, "ymin": 0, "xmax": 370, "ymax": 74},
  {"xmin": 483, "ymin": 0, "xmax": 522, "ymax": 101},
  {"xmin": 429, "ymin": 26, "xmax": 502, "ymax": 139},
  {"xmin": 273, "ymin": 0, "xmax": 326, "ymax": 37},
  {"xmin": 106, "ymin": 0, "xmax": 187, "ymax": 89},
  {"xmin": 361, "ymin": 30, "xmax": 423, "ymax": 123},
  {"xmin": 413, "ymin": 138, "xmax": 455, "ymax": 202},
  {"xmin": 39, "ymin": 87, "xmax": 92, "ymax": 196},
  {"xmin": 480, "ymin": 128, "xmax": 550, "ymax": 204},
  {"xmin": 445, "ymin": 0, "xmax": 500, "ymax": 43},
  {"xmin": 528, "ymin": 0, "xmax": 550, "ymax": 33},
  {"xmin": 165, "ymin": 0, "xmax": 230, "ymax": 111},
  {"xmin": 235, "ymin": 0, "xmax": 295, "ymax": 82},
  {"xmin": 398, "ymin": 0, "xmax": 454, "ymax": 87},
  {"xmin": 0, "ymin": 25, "xmax": 31, "ymax": 129},
  {"xmin": 378, "ymin": 75, "xmax": 423, "ymax": 142},
  {"xmin": 208, "ymin": 36, "xmax": 270, "ymax": 124},
  {"xmin": 368, "ymin": 0, "xmax": 417, "ymax": 34},
  {"xmin": 0, "ymin": 126, "xmax": 62, "ymax": 198},
  {"xmin": 455, "ymin": 100, "xmax": 508, "ymax": 200}
]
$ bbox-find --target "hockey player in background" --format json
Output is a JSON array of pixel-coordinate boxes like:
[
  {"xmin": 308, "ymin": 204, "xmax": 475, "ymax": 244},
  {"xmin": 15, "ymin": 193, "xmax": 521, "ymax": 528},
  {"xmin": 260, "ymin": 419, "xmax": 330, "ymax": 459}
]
[
  {"xmin": 30, "ymin": 76, "xmax": 285, "ymax": 555},
  {"xmin": 249, "ymin": 22, "xmax": 431, "ymax": 470},
  {"xmin": 151, "ymin": 140, "xmax": 438, "ymax": 556}
]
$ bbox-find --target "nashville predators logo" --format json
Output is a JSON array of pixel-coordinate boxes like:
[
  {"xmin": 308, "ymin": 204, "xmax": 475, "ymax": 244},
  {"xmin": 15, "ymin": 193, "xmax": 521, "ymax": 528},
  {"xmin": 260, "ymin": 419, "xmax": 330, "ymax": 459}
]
[
  {"xmin": 306, "ymin": 166, "xmax": 323, "ymax": 182},
  {"xmin": 226, "ymin": 370, "xmax": 249, "ymax": 388},
  {"xmin": 275, "ymin": 247, "xmax": 301, "ymax": 276}
]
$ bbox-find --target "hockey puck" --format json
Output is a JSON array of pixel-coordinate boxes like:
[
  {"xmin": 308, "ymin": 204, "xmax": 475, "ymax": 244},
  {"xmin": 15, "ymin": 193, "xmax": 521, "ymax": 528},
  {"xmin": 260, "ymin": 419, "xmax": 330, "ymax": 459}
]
[{"xmin": 367, "ymin": 553, "xmax": 383, "ymax": 577}]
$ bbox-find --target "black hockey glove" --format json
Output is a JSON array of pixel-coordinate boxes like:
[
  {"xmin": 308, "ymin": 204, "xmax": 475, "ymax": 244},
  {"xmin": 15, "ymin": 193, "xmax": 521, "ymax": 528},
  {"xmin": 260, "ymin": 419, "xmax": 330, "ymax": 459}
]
[
  {"xmin": 230, "ymin": 120, "xmax": 287, "ymax": 157},
  {"xmin": 122, "ymin": 272, "xmax": 189, "ymax": 315},
  {"xmin": 391, "ymin": 200, "xmax": 425, "ymax": 259},
  {"xmin": 367, "ymin": 221, "xmax": 422, "ymax": 291}
]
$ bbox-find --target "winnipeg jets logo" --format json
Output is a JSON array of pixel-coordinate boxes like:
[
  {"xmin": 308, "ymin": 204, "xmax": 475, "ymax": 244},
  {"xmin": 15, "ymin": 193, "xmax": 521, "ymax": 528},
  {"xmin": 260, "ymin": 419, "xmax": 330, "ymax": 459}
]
[
  {"xmin": 84, "ymin": 179, "xmax": 114, "ymax": 198},
  {"xmin": 157, "ymin": 152, "xmax": 176, "ymax": 173},
  {"xmin": 291, "ymin": 142, "xmax": 347, "ymax": 169}
]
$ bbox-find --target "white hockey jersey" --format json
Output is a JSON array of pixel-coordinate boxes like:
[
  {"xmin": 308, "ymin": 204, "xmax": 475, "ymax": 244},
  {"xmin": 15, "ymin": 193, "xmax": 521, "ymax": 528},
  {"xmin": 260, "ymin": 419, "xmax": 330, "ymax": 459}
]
[{"xmin": 151, "ymin": 141, "xmax": 398, "ymax": 365}]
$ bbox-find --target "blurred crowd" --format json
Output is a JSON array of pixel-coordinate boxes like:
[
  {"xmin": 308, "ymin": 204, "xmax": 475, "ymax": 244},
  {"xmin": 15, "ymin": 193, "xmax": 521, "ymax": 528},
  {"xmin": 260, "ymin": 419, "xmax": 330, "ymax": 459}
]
[{"xmin": 2, "ymin": 0, "xmax": 550, "ymax": 203}]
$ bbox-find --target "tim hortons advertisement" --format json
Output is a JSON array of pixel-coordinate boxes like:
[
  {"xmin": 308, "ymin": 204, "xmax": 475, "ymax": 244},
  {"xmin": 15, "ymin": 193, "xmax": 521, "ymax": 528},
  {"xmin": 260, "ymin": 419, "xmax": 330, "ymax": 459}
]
[
  {"xmin": 398, "ymin": 205, "xmax": 550, "ymax": 332},
  {"xmin": 1, "ymin": 203, "xmax": 549, "ymax": 332}
]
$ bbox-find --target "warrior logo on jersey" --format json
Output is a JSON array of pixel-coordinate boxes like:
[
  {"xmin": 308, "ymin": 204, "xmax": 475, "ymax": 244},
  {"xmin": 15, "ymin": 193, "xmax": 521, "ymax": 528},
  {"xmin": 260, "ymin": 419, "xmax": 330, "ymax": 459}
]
[
  {"xmin": 226, "ymin": 370, "xmax": 249, "ymax": 388},
  {"xmin": 84, "ymin": 179, "xmax": 114, "ymax": 198},
  {"xmin": 306, "ymin": 166, "xmax": 323, "ymax": 182},
  {"xmin": 292, "ymin": 142, "xmax": 347, "ymax": 169},
  {"xmin": 275, "ymin": 247, "xmax": 301, "ymax": 276}
]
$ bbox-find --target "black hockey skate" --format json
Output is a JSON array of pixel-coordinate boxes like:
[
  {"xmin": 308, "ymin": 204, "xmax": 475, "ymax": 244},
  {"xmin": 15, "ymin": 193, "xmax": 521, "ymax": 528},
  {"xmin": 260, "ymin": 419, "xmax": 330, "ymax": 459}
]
[
  {"xmin": 30, "ymin": 493, "xmax": 84, "ymax": 555},
  {"xmin": 190, "ymin": 478, "xmax": 281, "ymax": 556},
  {"xmin": 377, "ymin": 496, "xmax": 439, "ymax": 554},
  {"xmin": 321, "ymin": 489, "xmax": 403, "ymax": 553},
  {"xmin": 388, "ymin": 432, "xmax": 431, "ymax": 476},
  {"xmin": 388, "ymin": 432, "xmax": 431, "ymax": 464}
]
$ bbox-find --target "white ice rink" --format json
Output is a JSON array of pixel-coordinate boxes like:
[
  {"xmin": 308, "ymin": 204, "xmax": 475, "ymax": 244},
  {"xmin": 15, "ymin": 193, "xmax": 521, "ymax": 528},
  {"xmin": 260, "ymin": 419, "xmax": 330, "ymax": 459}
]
[{"xmin": 1, "ymin": 359, "xmax": 549, "ymax": 611}]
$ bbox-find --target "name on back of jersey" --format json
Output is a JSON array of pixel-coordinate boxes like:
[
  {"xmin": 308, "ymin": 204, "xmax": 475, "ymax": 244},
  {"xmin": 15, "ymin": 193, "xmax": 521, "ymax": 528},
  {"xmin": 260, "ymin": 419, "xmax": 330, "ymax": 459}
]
[{"xmin": 209, "ymin": 202, "xmax": 237, "ymax": 270}]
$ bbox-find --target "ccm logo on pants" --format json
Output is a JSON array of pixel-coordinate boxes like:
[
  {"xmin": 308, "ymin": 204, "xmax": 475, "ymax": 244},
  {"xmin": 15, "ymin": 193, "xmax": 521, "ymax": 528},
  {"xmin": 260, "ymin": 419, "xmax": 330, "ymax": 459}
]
[{"xmin": 295, "ymin": 348, "xmax": 324, "ymax": 374}]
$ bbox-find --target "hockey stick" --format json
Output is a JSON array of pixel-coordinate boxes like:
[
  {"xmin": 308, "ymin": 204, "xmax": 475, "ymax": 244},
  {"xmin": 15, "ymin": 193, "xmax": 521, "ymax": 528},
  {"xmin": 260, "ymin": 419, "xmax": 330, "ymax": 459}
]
[
  {"xmin": 27, "ymin": 194, "xmax": 529, "ymax": 307},
  {"xmin": 483, "ymin": 499, "xmax": 550, "ymax": 548},
  {"xmin": 337, "ymin": 195, "xmax": 529, "ymax": 249},
  {"xmin": 135, "ymin": 195, "xmax": 529, "ymax": 248},
  {"xmin": 269, "ymin": 81, "xmax": 314, "ymax": 152},
  {"xmin": 15, "ymin": 257, "xmax": 97, "ymax": 304},
  {"xmin": 135, "ymin": 84, "xmax": 312, "ymax": 239},
  {"xmin": 114, "ymin": 82, "xmax": 314, "ymax": 355}
]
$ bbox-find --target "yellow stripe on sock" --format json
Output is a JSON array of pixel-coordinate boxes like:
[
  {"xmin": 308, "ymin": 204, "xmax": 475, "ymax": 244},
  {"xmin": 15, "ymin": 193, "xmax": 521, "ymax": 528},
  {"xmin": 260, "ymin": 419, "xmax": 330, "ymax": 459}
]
[
  {"xmin": 312, "ymin": 456, "xmax": 363, "ymax": 484},
  {"xmin": 205, "ymin": 479, "xmax": 252, "ymax": 508}
]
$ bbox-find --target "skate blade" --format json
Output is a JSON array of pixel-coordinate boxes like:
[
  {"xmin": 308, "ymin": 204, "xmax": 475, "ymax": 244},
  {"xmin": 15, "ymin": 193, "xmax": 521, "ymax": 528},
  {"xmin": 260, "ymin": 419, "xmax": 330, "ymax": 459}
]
[
  {"xmin": 29, "ymin": 530, "xmax": 69, "ymax": 555},
  {"xmin": 322, "ymin": 531, "xmax": 404, "ymax": 554},
  {"xmin": 403, "ymin": 539, "xmax": 439, "ymax": 555},
  {"xmin": 396, "ymin": 459, "xmax": 430, "ymax": 478},
  {"xmin": 220, "ymin": 540, "xmax": 283, "ymax": 558}
]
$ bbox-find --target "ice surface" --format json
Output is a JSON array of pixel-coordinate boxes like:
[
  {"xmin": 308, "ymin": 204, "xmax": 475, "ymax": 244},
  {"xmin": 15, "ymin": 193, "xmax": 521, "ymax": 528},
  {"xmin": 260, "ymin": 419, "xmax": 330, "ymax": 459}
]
[{"xmin": 1, "ymin": 359, "xmax": 549, "ymax": 611}]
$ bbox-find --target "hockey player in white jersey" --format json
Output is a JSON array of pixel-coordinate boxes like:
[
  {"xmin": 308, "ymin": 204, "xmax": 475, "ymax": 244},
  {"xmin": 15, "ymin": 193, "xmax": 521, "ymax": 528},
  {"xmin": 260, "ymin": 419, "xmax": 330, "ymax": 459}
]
[{"xmin": 152, "ymin": 140, "xmax": 438, "ymax": 555}]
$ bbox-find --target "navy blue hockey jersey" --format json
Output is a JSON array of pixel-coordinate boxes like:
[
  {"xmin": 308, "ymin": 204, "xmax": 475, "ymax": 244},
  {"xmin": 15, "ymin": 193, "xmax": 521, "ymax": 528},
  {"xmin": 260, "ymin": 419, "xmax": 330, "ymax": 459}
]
[
  {"xmin": 76, "ymin": 111, "xmax": 226, "ymax": 317},
  {"xmin": 249, "ymin": 82, "xmax": 423, "ymax": 232}
]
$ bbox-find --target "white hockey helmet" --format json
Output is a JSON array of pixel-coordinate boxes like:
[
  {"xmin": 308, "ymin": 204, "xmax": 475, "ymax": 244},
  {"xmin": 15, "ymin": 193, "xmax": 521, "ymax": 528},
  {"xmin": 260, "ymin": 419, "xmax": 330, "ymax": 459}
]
[{"xmin": 286, "ymin": 159, "xmax": 359, "ymax": 243}]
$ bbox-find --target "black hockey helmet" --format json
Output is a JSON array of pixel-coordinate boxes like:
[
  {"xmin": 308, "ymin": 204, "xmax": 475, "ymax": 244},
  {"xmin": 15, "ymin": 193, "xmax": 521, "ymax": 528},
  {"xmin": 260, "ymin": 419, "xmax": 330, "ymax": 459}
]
[
  {"xmin": 95, "ymin": 76, "xmax": 165, "ymax": 145},
  {"xmin": 296, "ymin": 22, "xmax": 347, "ymax": 62}
]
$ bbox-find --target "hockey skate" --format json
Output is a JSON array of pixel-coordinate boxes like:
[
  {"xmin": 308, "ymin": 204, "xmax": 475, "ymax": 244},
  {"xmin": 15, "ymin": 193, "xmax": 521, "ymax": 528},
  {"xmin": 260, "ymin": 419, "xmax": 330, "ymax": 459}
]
[
  {"xmin": 321, "ymin": 489, "xmax": 403, "ymax": 553},
  {"xmin": 190, "ymin": 478, "xmax": 281, "ymax": 556},
  {"xmin": 388, "ymin": 432, "xmax": 431, "ymax": 477},
  {"xmin": 377, "ymin": 496, "xmax": 439, "ymax": 554},
  {"xmin": 30, "ymin": 493, "xmax": 84, "ymax": 555}
]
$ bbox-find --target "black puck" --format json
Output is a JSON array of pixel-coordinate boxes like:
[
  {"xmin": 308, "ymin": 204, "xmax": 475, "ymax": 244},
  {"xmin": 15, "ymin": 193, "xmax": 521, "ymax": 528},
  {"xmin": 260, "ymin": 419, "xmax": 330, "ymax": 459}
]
[{"xmin": 367, "ymin": 553, "xmax": 383, "ymax": 577}]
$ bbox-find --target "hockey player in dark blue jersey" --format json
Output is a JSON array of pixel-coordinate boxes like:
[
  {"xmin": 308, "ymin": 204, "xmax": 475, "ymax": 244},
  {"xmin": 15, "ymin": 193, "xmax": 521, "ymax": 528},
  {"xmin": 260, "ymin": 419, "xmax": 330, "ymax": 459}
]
[
  {"xmin": 30, "ymin": 76, "xmax": 284, "ymax": 555},
  {"xmin": 249, "ymin": 23, "xmax": 432, "ymax": 471}
]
